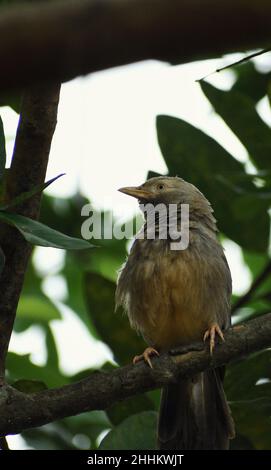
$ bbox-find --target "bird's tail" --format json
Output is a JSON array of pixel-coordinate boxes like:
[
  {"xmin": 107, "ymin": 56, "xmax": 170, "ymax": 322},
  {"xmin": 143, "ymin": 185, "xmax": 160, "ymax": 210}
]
[{"xmin": 157, "ymin": 368, "xmax": 235, "ymax": 450}]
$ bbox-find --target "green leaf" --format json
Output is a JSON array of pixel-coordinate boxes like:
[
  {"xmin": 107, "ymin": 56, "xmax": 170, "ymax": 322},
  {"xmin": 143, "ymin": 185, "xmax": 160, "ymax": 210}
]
[
  {"xmin": 147, "ymin": 170, "xmax": 163, "ymax": 179},
  {"xmin": 238, "ymin": 251, "xmax": 271, "ymax": 302},
  {"xmin": 16, "ymin": 295, "xmax": 61, "ymax": 323},
  {"xmin": 0, "ymin": 115, "xmax": 6, "ymax": 183},
  {"xmin": 6, "ymin": 352, "xmax": 68, "ymax": 388},
  {"xmin": 0, "ymin": 91, "xmax": 21, "ymax": 113},
  {"xmin": 157, "ymin": 114, "xmax": 242, "ymax": 176},
  {"xmin": 230, "ymin": 433, "xmax": 255, "ymax": 450},
  {"xmin": 84, "ymin": 272, "xmax": 145, "ymax": 365},
  {"xmin": 60, "ymin": 254, "xmax": 97, "ymax": 336},
  {"xmin": 0, "ymin": 173, "xmax": 65, "ymax": 210},
  {"xmin": 232, "ymin": 62, "xmax": 271, "ymax": 103},
  {"xmin": 225, "ymin": 350, "xmax": 271, "ymax": 449},
  {"xmin": 62, "ymin": 411, "xmax": 111, "ymax": 448},
  {"xmin": 45, "ymin": 325, "xmax": 60, "ymax": 370},
  {"xmin": 99, "ymin": 412, "xmax": 158, "ymax": 450},
  {"xmin": 225, "ymin": 350, "xmax": 271, "ymax": 402},
  {"xmin": 22, "ymin": 423, "xmax": 77, "ymax": 450},
  {"xmin": 200, "ymin": 81, "xmax": 271, "ymax": 169},
  {"xmin": 22, "ymin": 411, "xmax": 110, "ymax": 450},
  {"xmin": 231, "ymin": 398, "xmax": 271, "ymax": 450},
  {"xmin": 0, "ymin": 211, "xmax": 93, "ymax": 250},
  {"xmin": 12, "ymin": 379, "xmax": 47, "ymax": 394},
  {"xmin": 156, "ymin": 114, "xmax": 270, "ymax": 252},
  {"xmin": 107, "ymin": 394, "xmax": 155, "ymax": 426}
]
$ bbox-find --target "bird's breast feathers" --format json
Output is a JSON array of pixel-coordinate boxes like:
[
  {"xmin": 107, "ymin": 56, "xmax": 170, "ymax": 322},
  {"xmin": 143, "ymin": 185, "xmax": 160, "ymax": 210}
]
[{"xmin": 116, "ymin": 236, "xmax": 231, "ymax": 351}]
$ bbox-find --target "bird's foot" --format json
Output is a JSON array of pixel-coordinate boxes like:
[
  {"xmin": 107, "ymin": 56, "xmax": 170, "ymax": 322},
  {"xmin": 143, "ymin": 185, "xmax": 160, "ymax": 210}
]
[
  {"xmin": 133, "ymin": 347, "xmax": 159, "ymax": 369},
  {"xmin": 203, "ymin": 323, "xmax": 224, "ymax": 355}
]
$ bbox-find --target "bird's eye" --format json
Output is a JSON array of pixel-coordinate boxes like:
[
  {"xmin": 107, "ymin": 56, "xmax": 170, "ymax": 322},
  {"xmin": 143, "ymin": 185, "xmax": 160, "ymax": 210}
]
[{"xmin": 157, "ymin": 184, "xmax": 164, "ymax": 191}]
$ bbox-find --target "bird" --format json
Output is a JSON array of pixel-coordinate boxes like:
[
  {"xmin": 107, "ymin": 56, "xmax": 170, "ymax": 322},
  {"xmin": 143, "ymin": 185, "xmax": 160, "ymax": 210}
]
[{"xmin": 115, "ymin": 175, "xmax": 235, "ymax": 450}]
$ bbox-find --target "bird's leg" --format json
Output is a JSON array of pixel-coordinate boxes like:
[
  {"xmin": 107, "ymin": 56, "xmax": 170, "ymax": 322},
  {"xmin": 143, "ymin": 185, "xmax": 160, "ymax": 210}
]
[
  {"xmin": 133, "ymin": 347, "xmax": 159, "ymax": 369},
  {"xmin": 203, "ymin": 323, "xmax": 224, "ymax": 355}
]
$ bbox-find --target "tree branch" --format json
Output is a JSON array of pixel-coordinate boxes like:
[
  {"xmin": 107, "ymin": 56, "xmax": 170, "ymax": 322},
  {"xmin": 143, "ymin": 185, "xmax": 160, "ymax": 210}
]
[
  {"xmin": 0, "ymin": 312, "xmax": 271, "ymax": 436},
  {"xmin": 0, "ymin": 0, "xmax": 271, "ymax": 91},
  {"xmin": 0, "ymin": 84, "xmax": 61, "ymax": 381}
]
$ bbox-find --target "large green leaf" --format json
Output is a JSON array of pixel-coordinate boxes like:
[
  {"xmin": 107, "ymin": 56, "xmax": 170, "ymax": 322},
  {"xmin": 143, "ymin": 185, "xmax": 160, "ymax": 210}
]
[
  {"xmin": 45, "ymin": 325, "xmax": 60, "ymax": 371},
  {"xmin": 200, "ymin": 81, "xmax": 271, "ymax": 169},
  {"xmin": 99, "ymin": 411, "xmax": 157, "ymax": 450},
  {"xmin": 231, "ymin": 398, "xmax": 271, "ymax": 450},
  {"xmin": 225, "ymin": 350, "xmax": 271, "ymax": 402},
  {"xmin": 40, "ymin": 192, "xmax": 90, "ymax": 240},
  {"xmin": 16, "ymin": 295, "xmax": 61, "ymax": 323},
  {"xmin": 0, "ymin": 115, "xmax": 6, "ymax": 183},
  {"xmin": 156, "ymin": 115, "xmax": 270, "ymax": 252},
  {"xmin": 0, "ymin": 91, "xmax": 21, "ymax": 113},
  {"xmin": 22, "ymin": 411, "xmax": 110, "ymax": 450},
  {"xmin": 6, "ymin": 352, "xmax": 68, "ymax": 389},
  {"xmin": 13, "ymin": 379, "xmax": 47, "ymax": 394},
  {"xmin": 107, "ymin": 394, "xmax": 155, "ymax": 426},
  {"xmin": 225, "ymin": 350, "xmax": 271, "ymax": 449},
  {"xmin": 242, "ymin": 252, "xmax": 271, "ymax": 298},
  {"xmin": 7, "ymin": 325, "xmax": 66, "ymax": 389},
  {"xmin": 62, "ymin": 411, "xmax": 110, "ymax": 449},
  {"xmin": 13, "ymin": 259, "xmax": 45, "ymax": 332},
  {"xmin": 84, "ymin": 272, "xmax": 145, "ymax": 365},
  {"xmin": 0, "ymin": 173, "xmax": 64, "ymax": 210},
  {"xmin": 22, "ymin": 423, "xmax": 78, "ymax": 450},
  {"xmin": 60, "ymin": 253, "xmax": 97, "ymax": 336},
  {"xmin": 231, "ymin": 252, "xmax": 271, "ymax": 320},
  {"xmin": 0, "ymin": 211, "xmax": 93, "ymax": 249},
  {"xmin": 232, "ymin": 62, "xmax": 271, "ymax": 103}
]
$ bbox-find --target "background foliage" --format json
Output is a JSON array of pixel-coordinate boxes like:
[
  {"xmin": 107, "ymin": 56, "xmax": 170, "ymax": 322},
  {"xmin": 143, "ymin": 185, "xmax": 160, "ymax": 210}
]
[{"xmin": 1, "ymin": 60, "xmax": 271, "ymax": 449}]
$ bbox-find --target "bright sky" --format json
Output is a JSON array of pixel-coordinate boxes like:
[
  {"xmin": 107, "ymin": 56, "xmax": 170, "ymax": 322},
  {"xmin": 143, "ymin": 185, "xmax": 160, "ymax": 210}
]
[{"xmin": 3, "ymin": 54, "xmax": 270, "ymax": 448}]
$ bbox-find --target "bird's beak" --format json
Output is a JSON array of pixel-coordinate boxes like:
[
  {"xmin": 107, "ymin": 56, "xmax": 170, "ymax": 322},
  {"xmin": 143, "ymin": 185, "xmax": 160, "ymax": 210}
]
[{"xmin": 118, "ymin": 186, "xmax": 153, "ymax": 200}]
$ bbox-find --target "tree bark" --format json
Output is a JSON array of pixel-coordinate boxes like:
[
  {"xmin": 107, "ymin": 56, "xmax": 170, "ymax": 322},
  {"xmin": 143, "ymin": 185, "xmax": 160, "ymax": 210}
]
[
  {"xmin": 0, "ymin": 312, "xmax": 270, "ymax": 436},
  {"xmin": 0, "ymin": 84, "xmax": 61, "ymax": 381},
  {"xmin": 0, "ymin": 0, "xmax": 270, "ymax": 91}
]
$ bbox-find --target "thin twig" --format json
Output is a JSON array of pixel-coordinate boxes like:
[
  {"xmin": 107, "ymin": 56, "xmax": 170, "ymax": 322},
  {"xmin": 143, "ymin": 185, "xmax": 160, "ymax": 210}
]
[{"xmin": 197, "ymin": 47, "xmax": 271, "ymax": 82}]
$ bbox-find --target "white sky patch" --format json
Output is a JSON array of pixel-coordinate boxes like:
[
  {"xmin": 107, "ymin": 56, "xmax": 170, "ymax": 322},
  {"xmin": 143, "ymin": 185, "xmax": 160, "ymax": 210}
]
[
  {"xmin": 50, "ymin": 303, "xmax": 114, "ymax": 375},
  {"xmin": 256, "ymin": 96, "xmax": 271, "ymax": 127},
  {"xmin": 9, "ymin": 325, "xmax": 47, "ymax": 366},
  {"xmin": 222, "ymin": 239, "xmax": 252, "ymax": 295},
  {"xmin": 33, "ymin": 247, "xmax": 65, "ymax": 277},
  {"xmin": 43, "ymin": 59, "xmax": 249, "ymax": 215},
  {"xmin": 7, "ymin": 434, "xmax": 33, "ymax": 451},
  {"xmin": 42, "ymin": 275, "xmax": 68, "ymax": 303}
]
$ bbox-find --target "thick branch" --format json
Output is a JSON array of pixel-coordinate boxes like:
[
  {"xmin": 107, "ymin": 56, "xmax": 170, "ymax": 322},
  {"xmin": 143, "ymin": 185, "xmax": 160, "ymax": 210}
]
[
  {"xmin": 0, "ymin": 0, "xmax": 271, "ymax": 91},
  {"xmin": 0, "ymin": 312, "xmax": 270, "ymax": 436},
  {"xmin": 0, "ymin": 84, "xmax": 60, "ymax": 380}
]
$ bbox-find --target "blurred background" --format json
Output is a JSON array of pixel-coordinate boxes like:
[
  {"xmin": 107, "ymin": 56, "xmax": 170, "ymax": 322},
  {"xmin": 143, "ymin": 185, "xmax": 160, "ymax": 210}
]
[{"xmin": 2, "ymin": 51, "xmax": 271, "ymax": 449}]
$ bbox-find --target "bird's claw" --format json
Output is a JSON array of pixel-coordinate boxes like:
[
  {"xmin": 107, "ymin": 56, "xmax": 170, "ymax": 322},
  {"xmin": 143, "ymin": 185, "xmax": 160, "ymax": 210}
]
[
  {"xmin": 133, "ymin": 347, "xmax": 159, "ymax": 369},
  {"xmin": 203, "ymin": 323, "xmax": 224, "ymax": 355}
]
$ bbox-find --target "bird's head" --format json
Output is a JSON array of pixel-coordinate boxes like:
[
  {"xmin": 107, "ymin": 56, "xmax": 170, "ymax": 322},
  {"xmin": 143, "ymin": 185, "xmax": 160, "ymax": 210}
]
[{"xmin": 118, "ymin": 176, "xmax": 207, "ymax": 207}]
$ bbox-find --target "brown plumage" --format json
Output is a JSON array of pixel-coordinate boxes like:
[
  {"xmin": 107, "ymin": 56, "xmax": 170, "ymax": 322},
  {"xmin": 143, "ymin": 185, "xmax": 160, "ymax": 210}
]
[{"xmin": 116, "ymin": 176, "xmax": 235, "ymax": 449}]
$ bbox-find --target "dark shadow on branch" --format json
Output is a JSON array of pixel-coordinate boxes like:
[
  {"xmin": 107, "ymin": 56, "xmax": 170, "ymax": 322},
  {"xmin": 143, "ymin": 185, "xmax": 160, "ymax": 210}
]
[{"xmin": 0, "ymin": 0, "xmax": 270, "ymax": 91}]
